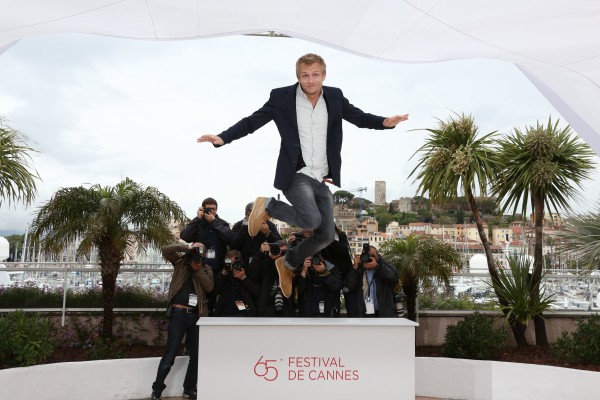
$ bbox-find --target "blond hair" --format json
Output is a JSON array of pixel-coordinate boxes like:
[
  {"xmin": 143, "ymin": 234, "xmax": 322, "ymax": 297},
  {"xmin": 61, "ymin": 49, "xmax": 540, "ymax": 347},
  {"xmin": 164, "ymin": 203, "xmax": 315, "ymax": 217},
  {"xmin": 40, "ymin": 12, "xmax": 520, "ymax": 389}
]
[{"xmin": 296, "ymin": 53, "xmax": 326, "ymax": 78}]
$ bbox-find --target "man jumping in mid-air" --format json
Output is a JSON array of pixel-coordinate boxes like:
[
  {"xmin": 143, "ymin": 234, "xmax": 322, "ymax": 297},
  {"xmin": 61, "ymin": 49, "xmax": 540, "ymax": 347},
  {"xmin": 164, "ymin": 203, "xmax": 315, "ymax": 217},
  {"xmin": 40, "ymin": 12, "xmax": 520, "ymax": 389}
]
[{"xmin": 198, "ymin": 53, "xmax": 408, "ymax": 298}]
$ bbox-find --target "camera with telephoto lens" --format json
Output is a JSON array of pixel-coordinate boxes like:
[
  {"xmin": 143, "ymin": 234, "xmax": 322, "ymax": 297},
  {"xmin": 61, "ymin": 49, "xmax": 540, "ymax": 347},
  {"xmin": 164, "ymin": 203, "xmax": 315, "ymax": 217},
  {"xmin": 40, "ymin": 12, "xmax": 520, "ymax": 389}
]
[
  {"xmin": 274, "ymin": 291, "xmax": 284, "ymax": 312},
  {"xmin": 394, "ymin": 290, "xmax": 408, "ymax": 317},
  {"xmin": 271, "ymin": 282, "xmax": 284, "ymax": 313},
  {"xmin": 360, "ymin": 243, "xmax": 372, "ymax": 264}
]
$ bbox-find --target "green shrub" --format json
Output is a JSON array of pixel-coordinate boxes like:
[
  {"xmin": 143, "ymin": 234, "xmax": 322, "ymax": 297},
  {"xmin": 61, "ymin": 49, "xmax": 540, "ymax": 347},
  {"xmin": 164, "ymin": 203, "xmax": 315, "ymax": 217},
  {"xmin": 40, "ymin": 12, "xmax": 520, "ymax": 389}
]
[
  {"xmin": 0, "ymin": 310, "xmax": 54, "ymax": 367},
  {"xmin": 0, "ymin": 285, "xmax": 63, "ymax": 308},
  {"xmin": 442, "ymin": 312, "xmax": 508, "ymax": 360},
  {"xmin": 0, "ymin": 284, "xmax": 167, "ymax": 308},
  {"xmin": 551, "ymin": 314, "xmax": 600, "ymax": 364},
  {"xmin": 88, "ymin": 338, "xmax": 124, "ymax": 360}
]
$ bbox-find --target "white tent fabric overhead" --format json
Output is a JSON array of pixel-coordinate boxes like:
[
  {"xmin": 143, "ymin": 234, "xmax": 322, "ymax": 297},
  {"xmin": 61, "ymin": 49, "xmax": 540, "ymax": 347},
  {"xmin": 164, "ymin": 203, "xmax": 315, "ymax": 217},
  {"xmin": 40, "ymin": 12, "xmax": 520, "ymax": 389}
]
[{"xmin": 1, "ymin": 0, "xmax": 600, "ymax": 154}]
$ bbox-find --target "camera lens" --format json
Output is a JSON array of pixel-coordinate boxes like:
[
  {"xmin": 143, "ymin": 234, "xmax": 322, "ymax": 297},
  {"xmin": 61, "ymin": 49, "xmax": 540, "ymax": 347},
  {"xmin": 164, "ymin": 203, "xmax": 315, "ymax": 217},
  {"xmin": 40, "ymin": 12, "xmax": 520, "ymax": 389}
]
[
  {"xmin": 274, "ymin": 291, "xmax": 284, "ymax": 312},
  {"xmin": 269, "ymin": 244, "xmax": 281, "ymax": 255}
]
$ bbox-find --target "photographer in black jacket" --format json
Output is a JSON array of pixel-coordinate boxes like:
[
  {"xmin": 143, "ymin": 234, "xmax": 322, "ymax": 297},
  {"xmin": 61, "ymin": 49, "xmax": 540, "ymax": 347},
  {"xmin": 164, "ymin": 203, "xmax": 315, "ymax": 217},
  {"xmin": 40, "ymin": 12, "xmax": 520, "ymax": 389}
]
[
  {"xmin": 180, "ymin": 197, "xmax": 231, "ymax": 314},
  {"xmin": 344, "ymin": 244, "xmax": 399, "ymax": 318},
  {"xmin": 250, "ymin": 241, "xmax": 295, "ymax": 317},
  {"xmin": 229, "ymin": 202, "xmax": 282, "ymax": 266},
  {"xmin": 212, "ymin": 250, "xmax": 260, "ymax": 317},
  {"xmin": 297, "ymin": 253, "xmax": 342, "ymax": 317}
]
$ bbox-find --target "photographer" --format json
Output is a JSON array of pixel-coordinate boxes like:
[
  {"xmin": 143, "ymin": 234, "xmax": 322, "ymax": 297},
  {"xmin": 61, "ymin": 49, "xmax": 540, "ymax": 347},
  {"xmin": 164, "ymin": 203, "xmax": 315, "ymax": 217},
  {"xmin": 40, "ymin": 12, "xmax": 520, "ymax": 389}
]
[
  {"xmin": 151, "ymin": 242, "xmax": 213, "ymax": 400},
  {"xmin": 180, "ymin": 197, "xmax": 231, "ymax": 314},
  {"xmin": 297, "ymin": 254, "xmax": 342, "ymax": 317},
  {"xmin": 251, "ymin": 240, "xmax": 295, "ymax": 317},
  {"xmin": 229, "ymin": 202, "xmax": 282, "ymax": 266},
  {"xmin": 344, "ymin": 244, "xmax": 399, "ymax": 318},
  {"xmin": 180, "ymin": 197, "xmax": 231, "ymax": 272},
  {"xmin": 212, "ymin": 249, "xmax": 260, "ymax": 317}
]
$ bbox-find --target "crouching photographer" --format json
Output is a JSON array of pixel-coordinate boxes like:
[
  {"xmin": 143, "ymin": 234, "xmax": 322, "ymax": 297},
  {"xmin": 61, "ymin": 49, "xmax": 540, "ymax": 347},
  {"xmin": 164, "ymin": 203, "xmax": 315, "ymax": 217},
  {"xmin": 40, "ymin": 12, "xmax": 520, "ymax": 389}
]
[
  {"xmin": 297, "ymin": 254, "xmax": 343, "ymax": 317},
  {"xmin": 250, "ymin": 240, "xmax": 295, "ymax": 317},
  {"xmin": 343, "ymin": 244, "xmax": 399, "ymax": 318},
  {"xmin": 151, "ymin": 242, "xmax": 214, "ymax": 400},
  {"xmin": 212, "ymin": 249, "xmax": 260, "ymax": 317}
]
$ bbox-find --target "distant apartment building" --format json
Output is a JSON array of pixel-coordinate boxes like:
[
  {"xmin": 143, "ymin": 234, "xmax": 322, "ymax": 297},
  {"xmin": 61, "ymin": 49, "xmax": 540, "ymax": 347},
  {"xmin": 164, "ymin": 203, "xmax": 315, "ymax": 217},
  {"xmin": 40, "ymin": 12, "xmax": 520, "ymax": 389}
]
[
  {"xmin": 349, "ymin": 231, "xmax": 394, "ymax": 254},
  {"xmin": 491, "ymin": 226, "xmax": 513, "ymax": 246},
  {"xmin": 386, "ymin": 221, "xmax": 402, "ymax": 236},
  {"xmin": 333, "ymin": 205, "xmax": 357, "ymax": 232},
  {"xmin": 357, "ymin": 217, "xmax": 378, "ymax": 235},
  {"xmin": 374, "ymin": 180, "xmax": 386, "ymax": 205}
]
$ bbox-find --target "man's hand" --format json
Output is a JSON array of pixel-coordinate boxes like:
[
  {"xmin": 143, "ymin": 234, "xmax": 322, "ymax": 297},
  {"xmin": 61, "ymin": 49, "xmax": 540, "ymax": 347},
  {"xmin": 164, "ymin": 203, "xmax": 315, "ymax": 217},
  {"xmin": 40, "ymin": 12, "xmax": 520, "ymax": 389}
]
[
  {"xmin": 260, "ymin": 242, "xmax": 270, "ymax": 254},
  {"xmin": 383, "ymin": 114, "xmax": 409, "ymax": 128},
  {"xmin": 204, "ymin": 211, "xmax": 216, "ymax": 223},
  {"xmin": 197, "ymin": 134, "xmax": 224, "ymax": 146},
  {"xmin": 259, "ymin": 222, "xmax": 270, "ymax": 236},
  {"xmin": 232, "ymin": 268, "xmax": 246, "ymax": 280},
  {"xmin": 362, "ymin": 257, "xmax": 378, "ymax": 270},
  {"xmin": 301, "ymin": 257, "xmax": 311, "ymax": 278}
]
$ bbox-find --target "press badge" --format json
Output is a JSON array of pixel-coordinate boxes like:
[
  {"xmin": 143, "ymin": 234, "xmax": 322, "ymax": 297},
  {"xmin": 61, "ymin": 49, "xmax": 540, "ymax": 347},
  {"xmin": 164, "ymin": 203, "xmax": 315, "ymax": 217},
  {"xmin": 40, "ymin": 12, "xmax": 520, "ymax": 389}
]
[
  {"xmin": 365, "ymin": 300, "xmax": 375, "ymax": 315},
  {"xmin": 319, "ymin": 301, "xmax": 325, "ymax": 314},
  {"xmin": 188, "ymin": 294, "xmax": 198, "ymax": 307},
  {"xmin": 206, "ymin": 248, "xmax": 216, "ymax": 259},
  {"xmin": 235, "ymin": 301, "xmax": 247, "ymax": 310}
]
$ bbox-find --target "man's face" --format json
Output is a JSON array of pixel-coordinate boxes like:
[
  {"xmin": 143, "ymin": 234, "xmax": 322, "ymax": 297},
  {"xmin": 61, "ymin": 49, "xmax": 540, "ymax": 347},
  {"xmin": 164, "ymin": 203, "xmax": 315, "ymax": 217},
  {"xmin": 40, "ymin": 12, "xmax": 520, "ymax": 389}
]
[{"xmin": 298, "ymin": 62, "xmax": 325, "ymax": 98}]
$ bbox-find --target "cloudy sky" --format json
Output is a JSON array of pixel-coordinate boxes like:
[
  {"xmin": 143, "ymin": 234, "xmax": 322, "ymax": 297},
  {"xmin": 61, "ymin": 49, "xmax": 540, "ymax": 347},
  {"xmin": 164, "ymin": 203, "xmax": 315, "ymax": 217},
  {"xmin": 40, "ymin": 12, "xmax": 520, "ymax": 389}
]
[{"xmin": 0, "ymin": 33, "xmax": 599, "ymax": 234}]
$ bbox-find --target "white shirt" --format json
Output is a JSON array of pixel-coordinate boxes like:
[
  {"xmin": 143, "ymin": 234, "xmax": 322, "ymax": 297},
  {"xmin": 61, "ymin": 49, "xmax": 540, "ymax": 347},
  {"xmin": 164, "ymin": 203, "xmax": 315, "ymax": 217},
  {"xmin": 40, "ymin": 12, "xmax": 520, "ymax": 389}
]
[{"xmin": 296, "ymin": 84, "xmax": 329, "ymax": 182}]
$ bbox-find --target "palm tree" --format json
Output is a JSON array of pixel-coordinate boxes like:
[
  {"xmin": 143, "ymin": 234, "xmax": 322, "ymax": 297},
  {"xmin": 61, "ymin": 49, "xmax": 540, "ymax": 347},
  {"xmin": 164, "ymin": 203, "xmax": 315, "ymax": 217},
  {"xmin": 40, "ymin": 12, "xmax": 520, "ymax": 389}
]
[
  {"xmin": 408, "ymin": 115, "xmax": 511, "ymax": 288},
  {"xmin": 559, "ymin": 203, "xmax": 600, "ymax": 269},
  {"xmin": 0, "ymin": 115, "xmax": 40, "ymax": 207},
  {"xmin": 494, "ymin": 117, "xmax": 596, "ymax": 346},
  {"xmin": 29, "ymin": 178, "xmax": 187, "ymax": 339},
  {"xmin": 491, "ymin": 254, "xmax": 555, "ymax": 347},
  {"xmin": 380, "ymin": 234, "xmax": 462, "ymax": 321}
]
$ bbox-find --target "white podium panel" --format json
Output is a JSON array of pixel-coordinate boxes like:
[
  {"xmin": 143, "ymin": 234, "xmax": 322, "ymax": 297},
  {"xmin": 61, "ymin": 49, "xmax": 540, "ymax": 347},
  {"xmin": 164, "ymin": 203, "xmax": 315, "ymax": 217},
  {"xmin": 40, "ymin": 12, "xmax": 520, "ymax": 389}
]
[{"xmin": 197, "ymin": 318, "xmax": 418, "ymax": 400}]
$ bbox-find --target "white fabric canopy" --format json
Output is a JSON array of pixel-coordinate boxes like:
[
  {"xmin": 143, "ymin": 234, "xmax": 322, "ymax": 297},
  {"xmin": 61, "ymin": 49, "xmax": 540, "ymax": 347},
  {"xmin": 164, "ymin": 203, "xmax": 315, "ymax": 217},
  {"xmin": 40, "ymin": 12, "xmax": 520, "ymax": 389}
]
[{"xmin": 1, "ymin": 0, "xmax": 600, "ymax": 154}]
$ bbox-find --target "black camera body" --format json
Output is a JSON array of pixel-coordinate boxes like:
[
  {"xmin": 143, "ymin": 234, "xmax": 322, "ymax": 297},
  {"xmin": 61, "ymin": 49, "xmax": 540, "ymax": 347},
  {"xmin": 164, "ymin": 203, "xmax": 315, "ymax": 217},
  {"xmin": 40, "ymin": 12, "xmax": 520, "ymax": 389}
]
[
  {"xmin": 289, "ymin": 232, "xmax": 304, "ymax": 248},
  {"xmin": 225, "ymin": 258, "xmax": 245, "ymax": 271},
  {"xmin": 360, "ymin": 243, "xmax": 372, "ymax": 264},
  {"xmin": 185, "ymin": 246, "xmax": 204, "ymax": 264},
  {"xmin": 232, "ymin": 259, "xmax": 244, "ymax": 271},
  {"xmin": 203, "ymin": 207, "xmax": 212, "ymax": 215},
  {"xmin": 268, "ymin": 242, "xmax": 287, "ymax": 256},
  {"xmin": 310, "ymin": 256, "xmax": 323, "ymax": 266}
]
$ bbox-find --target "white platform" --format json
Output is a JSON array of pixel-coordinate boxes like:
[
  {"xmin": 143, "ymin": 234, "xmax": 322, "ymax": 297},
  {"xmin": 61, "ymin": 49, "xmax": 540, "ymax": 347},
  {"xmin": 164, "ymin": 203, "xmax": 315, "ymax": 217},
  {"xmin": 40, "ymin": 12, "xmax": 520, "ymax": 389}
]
[{"xmin": 197, "ymin": 317, "xmax": 419, "ymax": 400}]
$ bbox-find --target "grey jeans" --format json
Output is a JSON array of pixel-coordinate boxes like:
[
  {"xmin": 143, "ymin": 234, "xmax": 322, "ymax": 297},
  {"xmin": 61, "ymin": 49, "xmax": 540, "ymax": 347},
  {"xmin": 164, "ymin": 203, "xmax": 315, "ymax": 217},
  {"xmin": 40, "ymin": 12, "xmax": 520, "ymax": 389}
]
[{"xmin": 268, "ymin": 173, "xmax": 335, "ymax": 269}]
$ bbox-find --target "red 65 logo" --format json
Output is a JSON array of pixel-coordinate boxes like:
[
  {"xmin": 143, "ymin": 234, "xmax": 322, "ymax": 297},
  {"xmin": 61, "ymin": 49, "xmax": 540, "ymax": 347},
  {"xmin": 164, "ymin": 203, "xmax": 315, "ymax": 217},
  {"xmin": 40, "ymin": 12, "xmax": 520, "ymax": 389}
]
[{"xmin": 253, "ymin": 355, "xmax": 279, "ymax": 381}]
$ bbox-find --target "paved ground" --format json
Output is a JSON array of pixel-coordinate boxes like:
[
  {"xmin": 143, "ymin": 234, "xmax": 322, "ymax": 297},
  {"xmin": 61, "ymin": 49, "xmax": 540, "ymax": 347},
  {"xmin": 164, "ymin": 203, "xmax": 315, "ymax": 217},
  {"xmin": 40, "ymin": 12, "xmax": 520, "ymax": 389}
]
[{"xmin": 149, "ymin": 397, "xmax": 445, "ymax": 400}]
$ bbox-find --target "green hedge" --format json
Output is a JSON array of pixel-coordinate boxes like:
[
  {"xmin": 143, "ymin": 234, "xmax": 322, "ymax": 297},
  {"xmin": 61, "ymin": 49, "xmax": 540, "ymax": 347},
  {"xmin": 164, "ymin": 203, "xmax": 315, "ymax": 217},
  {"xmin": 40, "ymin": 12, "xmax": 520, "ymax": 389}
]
[{"xmin": 0, "ymin": 285, "xmax": 168, "ymax": 308}]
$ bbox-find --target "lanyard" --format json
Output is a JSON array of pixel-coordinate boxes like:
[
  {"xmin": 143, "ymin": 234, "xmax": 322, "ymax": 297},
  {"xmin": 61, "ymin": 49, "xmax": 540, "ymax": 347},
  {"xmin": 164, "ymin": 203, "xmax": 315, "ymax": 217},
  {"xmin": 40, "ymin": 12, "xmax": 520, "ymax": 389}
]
[{"xmin": 365, "ymin": 270, "xmax": 375, "ymax": 301}]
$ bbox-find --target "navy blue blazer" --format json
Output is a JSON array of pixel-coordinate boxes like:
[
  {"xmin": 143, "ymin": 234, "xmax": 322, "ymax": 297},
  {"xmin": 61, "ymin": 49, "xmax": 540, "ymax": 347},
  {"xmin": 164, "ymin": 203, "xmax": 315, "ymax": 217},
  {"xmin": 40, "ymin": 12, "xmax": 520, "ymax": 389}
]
[{"xmin": 218, "ymin": 83, "xmax": 391, "ymax": 191}]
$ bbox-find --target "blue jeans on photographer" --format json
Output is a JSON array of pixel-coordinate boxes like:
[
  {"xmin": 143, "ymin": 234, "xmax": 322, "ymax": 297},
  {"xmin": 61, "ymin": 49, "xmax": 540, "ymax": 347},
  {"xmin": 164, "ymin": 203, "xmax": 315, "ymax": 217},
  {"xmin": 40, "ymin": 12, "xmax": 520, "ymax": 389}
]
[
  {"xmin": 268, "ymin": 173, "xmax": 335, "ymax": 269},
  {"xmin": 152, "ymin": 308, "xmax": 199, "ymax": 394}
]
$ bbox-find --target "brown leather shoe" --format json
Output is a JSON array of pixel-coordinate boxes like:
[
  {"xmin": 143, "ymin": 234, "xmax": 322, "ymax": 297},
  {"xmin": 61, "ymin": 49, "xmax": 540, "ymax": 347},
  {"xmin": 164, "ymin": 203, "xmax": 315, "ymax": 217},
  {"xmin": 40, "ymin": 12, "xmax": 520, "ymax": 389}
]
[
  {"xmin": 248, "ymin": 196, "xmax": 271, "ymax": 237},
  {"xmin": 275, "ymin": 257, "xmax": 294, "ymax": 298}
]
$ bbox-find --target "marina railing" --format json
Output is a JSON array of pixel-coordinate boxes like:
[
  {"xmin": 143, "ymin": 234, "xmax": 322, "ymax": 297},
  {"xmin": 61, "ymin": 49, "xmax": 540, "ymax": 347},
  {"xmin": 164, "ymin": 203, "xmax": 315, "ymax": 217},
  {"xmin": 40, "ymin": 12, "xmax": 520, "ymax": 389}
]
[{"xmin": 2, "ymin": 263, "xmax": 600, "ymax": 321}]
